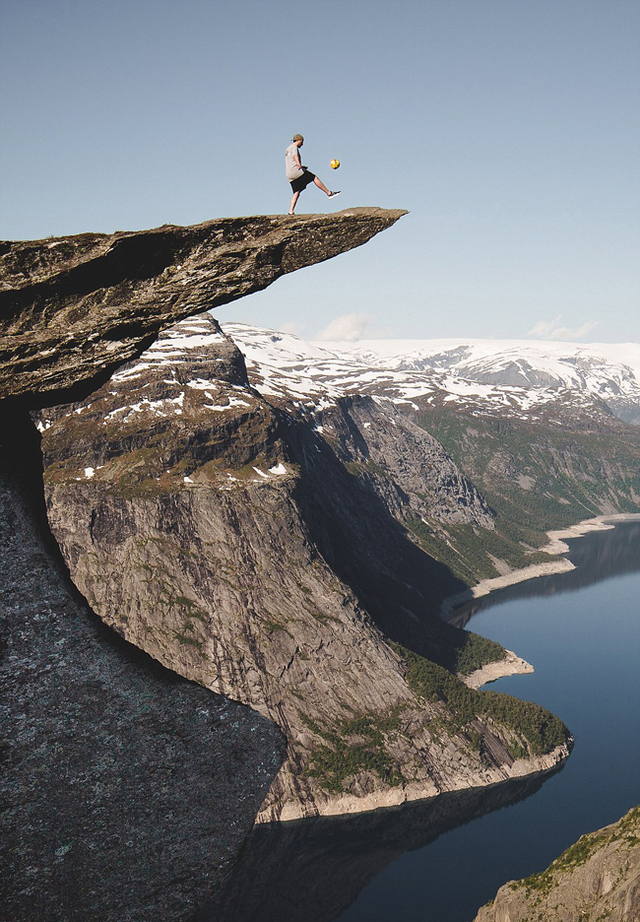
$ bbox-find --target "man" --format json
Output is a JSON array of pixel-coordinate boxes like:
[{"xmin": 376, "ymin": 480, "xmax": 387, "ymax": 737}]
[{"xmin": 285, "ymin": 134, "xmax": 340, "ymax": 215}]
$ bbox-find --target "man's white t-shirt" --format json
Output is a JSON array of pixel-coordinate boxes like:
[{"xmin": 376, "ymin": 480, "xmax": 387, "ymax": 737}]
[{"xmin": 285, "ymin": 143, "xmax": 304, "ymax": 181}]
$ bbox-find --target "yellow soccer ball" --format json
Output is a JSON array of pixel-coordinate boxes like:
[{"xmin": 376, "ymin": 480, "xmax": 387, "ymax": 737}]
[{"xmin": 330, "ymin": 159, "xmax": 340, "ymax": 169}]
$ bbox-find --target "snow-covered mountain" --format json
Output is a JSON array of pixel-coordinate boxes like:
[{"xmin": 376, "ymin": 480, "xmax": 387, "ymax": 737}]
[{"xmin": 222, "ymin": 323, "xmax": 640, "ymax": 426}]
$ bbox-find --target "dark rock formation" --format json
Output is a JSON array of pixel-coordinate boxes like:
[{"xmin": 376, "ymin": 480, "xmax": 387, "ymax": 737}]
[
  {"xmin": 0, "ymin": 208, "xmax": 406, "ymax": 407},
  {"xmin": 473, "ymin": 805, "xmax": 640, "ymax": 922},
  {"xmin": 34, "ymin": 315, "xmax": 571, "ymax": 822},
  {"xmin": 0, "ymin": 404, "xmax": 285, "ymax": 922}
]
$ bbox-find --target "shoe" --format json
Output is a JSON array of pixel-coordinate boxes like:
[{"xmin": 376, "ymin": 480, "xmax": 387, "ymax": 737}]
[{"xmin": 328, "ymin": 191, "xmax": 341, "ymax": 198}]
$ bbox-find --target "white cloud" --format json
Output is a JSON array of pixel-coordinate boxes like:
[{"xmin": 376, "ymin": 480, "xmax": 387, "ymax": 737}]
[
  {"xmin": 315, "ymin": 313, "xmax": 369, "ymax": 342},
  {"xmin": 527, "ymin": 316, "xmax": 599, "ymax": 341}
]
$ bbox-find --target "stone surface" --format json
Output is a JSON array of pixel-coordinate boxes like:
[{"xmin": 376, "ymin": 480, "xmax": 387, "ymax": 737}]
[
  {"xmin": 0, "ymin": 208, "xmax": 406, "ymax": 406},
  {"xmin": 473, "ymin": 806, "xmax": 640, "ymax": 922},
  {"xmin": 35, "ymin": 315, "xmax": 571, "ymax": 823},
  {"xmin": 0, "ymin": 404, "xmax": 285, "ymax": 922}
]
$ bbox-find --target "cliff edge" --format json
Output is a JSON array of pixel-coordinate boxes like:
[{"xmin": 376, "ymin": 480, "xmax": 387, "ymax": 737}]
[
  {"xmin": 0, "ymin": 208, "xmax": 406, "ymax": 406},
  {"xmin": 0, "ymin": 209, "xmax": 405, "ymax": 920}
]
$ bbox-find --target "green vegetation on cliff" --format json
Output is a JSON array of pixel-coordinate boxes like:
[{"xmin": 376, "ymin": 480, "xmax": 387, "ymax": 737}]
[
  {"xmin": 394, "ymin": 644, "xmax": 569, "ymax": 757},
  {"xmin": 452, "ymin": 631, "xmax": 506, "ymax": 675},
  {"xmin": 301, "ymin": 708, "xmax": 406, "ymax": 794},
  {"xmin": 406, "ymin": 513, "xmax": 551, "ymax": 584},
  {"xmin": 411, "ymin": 405, "xmax": 640, "ymax": 585}
]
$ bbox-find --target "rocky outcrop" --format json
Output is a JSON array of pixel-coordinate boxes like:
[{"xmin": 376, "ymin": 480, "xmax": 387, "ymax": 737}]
[
  {"xmin": 0, "ymin": 405, "xmax": 285, "ymax": 922},
  {"xmin": 0, "ymin": 208, "xmax": 406, "ymax": 406},
  {"xmin": 474, "ymin": 805, "xmax": 640, "ymax": 922},
  {"xmin": 1, "ymin": 208, "xmax": 409, "ymax": 918},
  {"xmin": 35, "ymin": 315, "xmax": 572, "ymax": 822}
]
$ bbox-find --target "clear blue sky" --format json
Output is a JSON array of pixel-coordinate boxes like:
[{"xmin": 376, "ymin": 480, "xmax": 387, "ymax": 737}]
[{"xmin": 1, "ymin": 0, "xmax": 638, "ymax": 343}]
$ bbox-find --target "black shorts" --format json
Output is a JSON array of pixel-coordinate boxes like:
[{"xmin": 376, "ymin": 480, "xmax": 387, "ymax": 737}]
[{"xmin": 290, "ymin": 170, "xmax": 316, "ymax": 193}]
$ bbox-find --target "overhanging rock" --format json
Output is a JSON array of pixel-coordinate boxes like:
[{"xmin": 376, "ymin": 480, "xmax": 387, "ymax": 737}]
[{"xmin": 0, "ymin": 207, "xmax": 407, "ymax": 406}]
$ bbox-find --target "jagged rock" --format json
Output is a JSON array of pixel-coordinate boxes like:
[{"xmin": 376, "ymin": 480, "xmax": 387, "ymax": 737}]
[
  {"xmin": 473, "ymin": 806, "xmax": 640, "ymax": 922},
  {"xmin": 0, "ymin": 405, "xmax": 286, "ymax": 922},
  {"xmin": 0, "ymin": 208, "xmax": 406, "ymax": 406},
  {"xmin": 34, "ymin": 315, "xmax": 572, "ymax": 822}
]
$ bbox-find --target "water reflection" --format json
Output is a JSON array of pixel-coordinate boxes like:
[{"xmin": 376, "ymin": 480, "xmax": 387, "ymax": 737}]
[
  {"xmin": 192, "ymin": 769, "xmax": 561, "ymax": 922},
  {"xmin": 448, "ymin": 519, "xmax": 640, "ymax": 629}
]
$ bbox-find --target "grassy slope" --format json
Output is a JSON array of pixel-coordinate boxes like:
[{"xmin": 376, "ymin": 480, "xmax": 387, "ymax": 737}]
[{"xmin": 408, "ymin": 402, "xmax": 640, "ymax": 584}]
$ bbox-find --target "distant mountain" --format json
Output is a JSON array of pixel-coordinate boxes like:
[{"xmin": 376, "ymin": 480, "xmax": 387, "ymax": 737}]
[
  {"xmin": 224, "ymin": 324, "xmax": 640, "ymax": 425},
  {"xmin": 224, "ymin": 323, "xmax": 640, "ymax": 583}
]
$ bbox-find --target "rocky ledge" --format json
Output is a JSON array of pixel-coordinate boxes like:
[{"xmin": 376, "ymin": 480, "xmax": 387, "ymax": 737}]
[{"xmin": 0, "ymin": 208, "xmax": 406, "ymax": 407}]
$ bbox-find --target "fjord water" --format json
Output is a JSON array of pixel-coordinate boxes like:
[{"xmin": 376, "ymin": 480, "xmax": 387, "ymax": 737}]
[{"xmin": 198, "ymin": 521, "xmax": 640, "ymax": 922}]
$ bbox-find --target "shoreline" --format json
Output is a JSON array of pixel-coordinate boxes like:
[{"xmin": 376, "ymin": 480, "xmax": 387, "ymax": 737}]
[
  {"xmin": 442, "ymin": 513, "xmax": 640, "ymax": 688},
  {"xmin": 440, "ymin": 512, "xmax": 640, "ymax": 620},
  {"xmin": 460, "ymin": 648, "xmax": 534, "ymax": 689},
  {"xmin": 267, "ymin": 741, "xmax": 571, "ymax": 823}
]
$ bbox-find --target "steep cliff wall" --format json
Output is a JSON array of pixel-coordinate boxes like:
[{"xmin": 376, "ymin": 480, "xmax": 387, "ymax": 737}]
[
  {"xmin": 36, "ymin": 316, "xmax": 572, "ymax": 822},
  {"xmin": 474, "ymin": 806, "xmax": 640, "ymax": 922},
  {"xmin": 0, "ymin": 210, "xmax": 404, "ymax": 919}
]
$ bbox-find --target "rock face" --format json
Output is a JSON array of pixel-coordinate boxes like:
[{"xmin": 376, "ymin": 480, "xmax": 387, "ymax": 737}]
[
  {"xmin": 1, "ymin": 208, "xmax": 409, "ymax": 919},
  {"xmin": 35, "ymin": 315, "xmax": 572, "ymax": 822},
  {"xmin": 0, "ymin": 208, "xmax": 406, "ymax": 406},
  {"xmin": 473, "ymin": 806, "xmax": 640, "ymax": 922},
  {"xmin": 0, "ymin": 404, "xmax": 285, "ymax": 922}
]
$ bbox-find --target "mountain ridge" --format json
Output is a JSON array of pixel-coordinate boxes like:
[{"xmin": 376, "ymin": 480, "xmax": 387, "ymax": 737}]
[
  {"xmin": 224, "ymin": 323, "xmax": 640, "ymax": 425},
  {"xmin": 221, "ymin": 321, "xmax": 640, "ymax": 587}
]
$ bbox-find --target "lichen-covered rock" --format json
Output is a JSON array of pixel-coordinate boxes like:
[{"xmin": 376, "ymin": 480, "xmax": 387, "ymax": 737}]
[
  {"xmin": 0, "ymin": 406, "xmax": 285, "ymax": 922},
  {"xmin": 473, "ymin": 806, "xmax": 640, "ymax": 922},
  {"xmin": 0, "ymin": 208, "xmax": 406, "ymax": 406}
]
